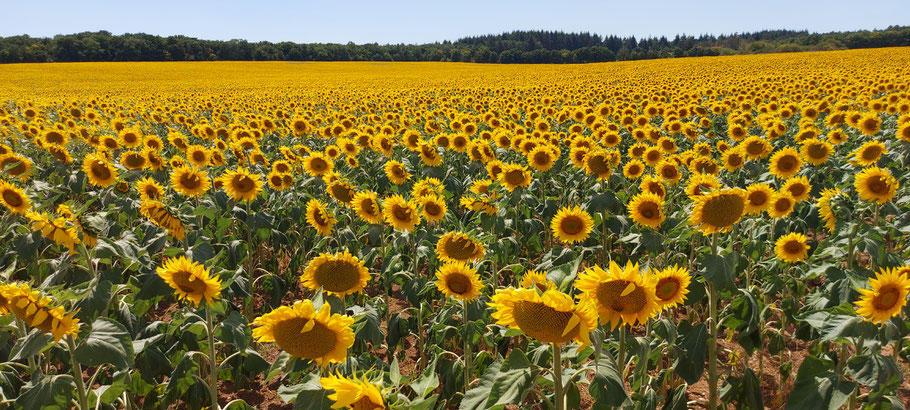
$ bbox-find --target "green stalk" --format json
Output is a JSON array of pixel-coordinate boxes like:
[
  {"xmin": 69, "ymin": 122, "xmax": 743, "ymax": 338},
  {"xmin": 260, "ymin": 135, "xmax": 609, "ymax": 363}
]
[
  {"xmin": 205, "ymin": 307, "xmax": 220, "ymax": 410},
  {"xmin": 66, "ymin": 335, "xmax": 89, "ymax": 410},
  {"xmin": 552, "ymin": 343, "xmax": 565, "ymax": 410},
  {"xmin": 463, "ymin": 299, "xmax": 472, "ymax": 393},
  {"xmin": 707, "ymin": 233, "xmax": 719, "ymax": 410},
  {"xmin": 617, "ymin": 325, "xmax": 626, "ymax": 374},
  {"xmin": 15, "ymin": 320, "xmax": 38, "ymax": 375}
]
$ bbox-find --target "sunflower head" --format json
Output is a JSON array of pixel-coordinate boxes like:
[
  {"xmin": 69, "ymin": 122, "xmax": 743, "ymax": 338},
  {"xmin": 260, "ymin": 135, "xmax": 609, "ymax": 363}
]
[
  {"xmin": 306, "ymin": 199, "xmax": 336, "ymax": 236},
  {"xmin": 575, "ymin": 261, "xmax": 659, "ymax": 329},
  {"xmin": 319, "ymin": 374, "xmax": 385, "ymax": 410},
  {"xmin": 0, "ymin": 180, "xmax": 30, "ymax": 214},
  {"xmin": 652, "ymin": 265, "xmax": 691, "ymax": 308},
  {"xmin": 774, "ymin": 232, "xmax": 809, "ymax": 263},
  {"xmin": 170, "ymin": 166, "xmax": 211, "ymax": 197},
  {"xmin": 854, "ymin": 267, "xmax": 910, "ymax": 324},
  {"xmin": 435, "ymin": 262, "xmax": 483, "ymax": 301},
  {"xmin": 252, "ymin": 300, "xmax": 355, "ymax": 366},
  {"xmin": 82, "ymin": 152, "xmax": 118, "ymax": 187},
  {"xmin": 854, "ymin": 166, "xmax": 898, "ymax": 204},
  {"xmin": 436, "ymin": 231, "xmax": 485, "ymax": 262},
  {"xmin": 352, "ymin": 191, "xmax": 383, "ymax": 224},
  {"xmin": 490, "ymin": 287, "xmax": 597, "ymax": 346},
  {"xmin": 768, "ymin": 147, "xmax": 802, "ymax": 179},
  {"xmin": 628, "ymin": 192, "xmax": 664, "ymax": 230},
  {"xmin": 689, "ymin": 188, "xmax": 747, "ymax": 234},
  {"xmin": 157, "ymin": 256, "xmax": 222, "ymax": 307},
  {"xmin": 743, "ymin": 183, "xmax": 773, "ymax": 215},
  {"xmin": 551, "ymin": 205, "xmax": 594, "ymax": 244},
  {"xmin": 0, "ymin": 283, "xmax": 81, "ymax": 342},
  {"xmin": 219, "ymin": 167, "xmax": 262, "ymax": 202},
  {"xmin": 382, "ymin": 195, "xmax": 420, "ymax": 232},
  {"xmin": 520, "ymin": 270, "xmax": 556, "ymax": 292},
  {"xmin": 301, "ymin": 250, "xmax": 370, "ymax": 296}
]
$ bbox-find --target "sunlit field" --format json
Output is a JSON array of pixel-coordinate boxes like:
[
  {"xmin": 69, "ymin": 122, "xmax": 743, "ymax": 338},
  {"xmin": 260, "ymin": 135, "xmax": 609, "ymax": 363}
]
[{"xmin": 0, "ymin": 47, "xmax": 909, "ymax": 409}]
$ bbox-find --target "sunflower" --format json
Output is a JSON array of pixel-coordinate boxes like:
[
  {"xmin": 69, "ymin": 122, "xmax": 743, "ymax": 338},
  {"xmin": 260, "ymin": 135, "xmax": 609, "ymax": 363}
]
[
  {"xmin": 585, "ymin": 150, "xmax": 612, "ymax": 180},
  {"xmin": 319, "ymin": 374, "xmax": 385, "ymax": 410},
  {"xmin": 218, "ymin": 167, "xmax": 263, "ymax": 202},
  {"xmin": 301, "ymin": 250, "xmax": 370, "ymax": 296},
  {"xmin": 767, "ymin": 191, "xmax": 796, "ymax": 219},
  {"xmin": 170, "ymin": 166, "xmax": 210, "ymax": 197},
  {"xmin": 490, "ymin": 287, "xmax": 596, "ymax": 346},
  {"xmin": 857, "ymin": 112, "xmax": 882, "ymax": 136},
  {"xmin": 623, "ymin": 159, "xmax": 645, "ymax": 179},
  {"xmin": 768, "ymin": 147, "xmax": 802, "ymax": 179},
  {"xmin": 136, "ymin": 177, "xmax": 164, "ymax": 201},
  {"xmin": 82, "ymin": 152, "xmax": 118, "ymax": 187},
  {"xmin": 327, "ymin": 179, "xmax": 356, "ymax": 207},
  {"xmin": 527, "ymin": 145, "xmax": 557, "ymax": 172},
  {"xmin": 306, "ymin": 199, "xmax": 336, "ymax": 236},
  {"xmin": 0, "ymin": 283, "xmax": 80, "ymax": 342},
  {"xmin": 642, "ymin": 146, "xmax": 663, "ymax": 166},
  {"xmin": 303, "ymin": 153, "xmax": 334, "ymax": 177},
  {"xmin": 140, "ymin": 200, "xmax": 185, "ymax": 239},
  {"xmin": 0, "ymin": 180, "xmax": 30, "ymax": 214},
  {"xmin": 743, "ymin": 183, "xmax": 773, "ymax": 215},
  {"xmin": 575, "ymin": 261, "xmax": 659, "ymax": 329},
  {"xmin": 652, "ymin": 265, "xmax": 691, "ymax": 309},
  {"xmin": 28, "ymin": 212, "xmax": 80, "ymax": 253},
  {"xmin": 854, "ymin": 166, "xmax": 899, "ymax": 204},
  {"xmin": 685, "ymin": 173, "xmax": 720, "ymax": 199},
  {"xmin": 157, "ymin": 256, "xmax": 222, "ymax": 307},
  {"xmin": 383, "ymin": 195, "xmax": 420, "ymax": 232},
  {"xmin": 384, "ymin": 160, "xmax": 411, "ymax": 185},
  {"xmin": 186, "ymin": 145, "xmax": 210, "ymax": 167},
  {"xmin": 418, "ymin": 142, "xmax": 442, "ymax": 167},
  {"xmin": 721, "ymin": 148, "xmax": 746, "ymax": 172},
  {"xmin": 854, "ymin": 267, "xmax": 910, "ymax": 324},
  {"xmin": 252, "ymin": 300, "xmax": 354, "ymax": 366},
  {"xmin": 850, "ymin": 141, "xmax": 887, "ymax": 167},
  {"xmin": 800, "ymin": 138, "xmax": 832, "ymax": 165},
  {"xmin": 774, "ymin": 233, "xmax": 809, "ymax": 263},
  {"xmin": 627, "ymin": 192, "xmax": 664, "ymax": 229},
  {"xmin": 520, "ymin": 270, "xmax": 556, "ymax": 292},
  {"xmin": 436, "ymin": 231, "xmax": 485, "ymax": 262},
  {"xmin": 352, "ymin": 191, "xmax": 383, "ymax": 224},
  {"xmin": 267, "ymin": 171, "xmax": 292, "ymax": 191},
  {"xmin": 640, "ymin": 175, "xmax": 666, "ymax": 199},
  {"xmin": 551, "ymin": 205, "xmax": 594, "ymax": 244},
  {"xmin": 419, "ymin": 194, "xmax": 447, "ymax": 223},
  {"xmin": 435, "ymin": 262, "xmax": 483, "ymax": 301},
  {"xmin": 689, "ymin": 188, "xmax": 747, "ymax": 234},
  {"xmin": 500, "ymin": 163, "xmax": 532, "ymax": 192},
  {"xmin": 817, "ymin": 188, "xmax": 841, "ymax": 233},
  {"xmin": 460, "ymin": 195, "xmax": 498, "ymax": 215},
  {"xmin": 782, "ymin": 176, "xmax": 812, "ymax": 202},
  {"xmin": 656, "ymin": 161, "xmax": 681, "ymax": 184}
]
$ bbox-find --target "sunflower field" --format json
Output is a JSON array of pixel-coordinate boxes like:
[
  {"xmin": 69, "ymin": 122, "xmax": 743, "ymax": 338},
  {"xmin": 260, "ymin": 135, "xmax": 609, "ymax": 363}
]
[{"xmin": 0, "ymin": 47, "xmax": 909, "ymax": 409}]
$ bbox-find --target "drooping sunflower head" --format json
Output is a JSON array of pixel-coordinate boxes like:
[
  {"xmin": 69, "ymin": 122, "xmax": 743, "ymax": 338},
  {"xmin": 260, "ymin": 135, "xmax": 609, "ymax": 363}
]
[
  {"xmin": 435, "ymin": 261, "xmax": 483, "ymax": 301},
  {"xmin": 252, "ymin": 300, "xmax": 355, "ymax": 366},
  {"xmin": 157, "ymin": 255, "xmax": 222, "ymax": 307},
  {"xmin": 774, "ymin": 232, "xmax": 809, "ymax": 263},
  {"xmin": 490, "ymin": 287, "xmax": 597, "ymax": 346},
  {"xmin": 551, "ymin": 205, "xmax": 594, "ymax": 244},
  {"xmin": 306, "ymin": 199, "xmax": 336, "ymax": 236},
  {"xmin": 382, "ymin": 195, "xmax": 420, "ymax": 232},
  {"xmin": 854, "ymin": 166, "xmax": 898, "ymax": 204},
  {"xmin": 689, "ymin": 188, "xmax": 747, "ymax": 234},
  {"xmin": 436, "ymin": 231, "xmax": 485, "ymax": 262},
  {"xmin": 0, "ymin": 180, "xmax": 30, "ymax": 214},
  {"xmin": 218, "ymin": 167, "xmax": 262, "ymax": 202},
  {"xmin": 652, "ymin": 265, "xmax": 691, "ymax": 309},
  {"xmin": 854, "ymin": 267, "xmax": 910, "ymax": 324},
  {"xmin": 575, "ymin": 261, "xmax": 659, "ymax": 329},
  {"xmin": 301, "ymin": 250, "xmax": 370, "ymax": 296},
  {"xmin": 628, "ymin": 192, "xmax": 664, "ymax": 230},
  {"xmin": 352, "ymin": 191, "xmax": 383, "ymax": 224},
  {"xmin": 170, "ymin": 166, "xmax": 211, "ymax": 197},
  {"xmin": 768, "ymin": 147, "xmax": 802, "ymax": 180},
  {"xmin": 817, "ymin": 188, "xmax": 842, "ymax": 233},
  {"xmin": 0, "ymin": 283, "xmax": 80, "ymax": 342},
  {"xmin": 319, "ymin": 374, "xmax": 385, "ymax": 410},
  {"xmin": 520, "ymin": 270, "xmax": 556, "ymax": 292}
]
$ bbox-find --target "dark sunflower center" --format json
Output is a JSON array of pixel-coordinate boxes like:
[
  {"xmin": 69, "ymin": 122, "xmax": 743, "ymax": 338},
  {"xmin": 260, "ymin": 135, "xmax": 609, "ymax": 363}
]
[
  {"xmin": 180, "ymin": 172, "xmax": 202, "ymax": 190},
  {"xmin": 777, "ymin": 155, "xmax": 797, "ymax": 172},
  {"xmin": 596, "ymin": 280, "xmax": 647, "ymax": 314},
  {"xmin": 192, "ymin": 151, "xmax": 206, "ymax": 163},
  {"xmin": 774, "ymin": 197, "xmax": 792, "ymax": 212},
  {"xmin": 424, "ymin": 202, "xmax": 442, "ymax": 216},
  {"xmin": 360, "ymin": 199, "xmax": 379, "ymax": 216},
  {"xmin": 867, "ymin": 176, "xmax": 887, "ymax": 194},
  {"xmin": 700, "ymin": 193, "xmax": 745, "ymax": 228},
  {"xmin": 311, "ymin": 158, "xmax": 327, "ymax": 172},
  {"xmin": 783, "ymin": 241, "xmax": 803, "ymax": 255},
  {"xmin": 313, "ymin": 260, "xmax": 361, "ymax": 293},
  {"xmin": 391, "ymin": 167, "xmax": 405, "ymax": 178},
  {"xmin": 271, "ymin": 317, "xmax": 337, "ymax": 360},
  {"xmin": 232, "ymin": 175, "xmax": 254, "ymax": 193},
  {"xmin": 91, "ymin": 161, "xmax": 112, "ymax": 180},
  {"xmin": 787, "ymin": 184, "xmax": 807, "ymax": 198},
  {"xmin": 351, "ymin": 396, "xmax": 380, "ymax": 410},
  {"xmin": 445, "ymin": 237, "xmax": 478, "ymax": 260},
  {"xmin": 172, "ymin": 270, "xmax": 209, "ymax": 296},
  {"xmin": 46, "ymin": 131, "xmax": 65, "ymax": 144},
  {"xmin": 313, "ymin": 209, "xmax": 328, "ymax": 226},
  {"xmin": 392, "ymin": 205, "xmax": 412, "ymax": 222},
  {"xmin": 807, "ymin": 144, "xmax": 827, "ymax": 159},
  {"xmin": 661, "ymin": 166, "xmax": 677, "ymax": 179},
  {"xmin": 445, "ymin": 273, "xmax": 471, "ymax": 295},
  {"xmin": 588, "ymin": 155, "xmax": 610, "ymax": 174},
  {"xmin": 330, "ymin": 184, "xmax": 354, "ymax": 203},
  {"xmin": 746, "ymin": 142, "xmax": 764, "ymax": 156},
  {"xmin": 656, "ymin": 278, "xmax": 680, "ymax": 301},
  {"xmin": 125, "ymin": 154, "xmax": 145, "ymax": 168},
  {"xmin": 727, "ymin": 154, "xmax": 743, "ymax": 166},
  {"xmin": 504, "ymin": 170, "xmax": 526, "ymax": 185},
  {"xmin": 2, "ymin": 189, "xmax": 23, "ymax": 207},
  {"xmin": 748, "ymin": 191, "xmax": 768, "ymax": 206},
  {"xmin": 639, "ymin": 202, "xmax": 659, "ymax": 220},
  {"xmin": 560, "ymin": 216, "xmax": 584, "ymax": 235},
  {"xmin": 861, "ymin": 146, "xmax": 882, "ymax": 161},
  {"xmin": 512, "ymin": 300, "xmax": 577, "ymax": 343},
  {"xmin": 628, "ymin": 164, "xmax": 641, "ymax": 175},
  {"xmin": 873, "ymin": 286, "xmax": 900, "ymax": 311},
  {"xmin": 534, "ymin": 152, "xmax": 550, "ymax": 165}
]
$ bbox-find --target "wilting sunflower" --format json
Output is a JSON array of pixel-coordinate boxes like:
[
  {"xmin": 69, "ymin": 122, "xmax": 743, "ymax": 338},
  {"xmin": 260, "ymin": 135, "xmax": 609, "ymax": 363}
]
[
  {"xmin": 817, "ymin": 188, "xmax": 842, "ymax": 233},
  {"xmin": 140, "ymin": 200, "xmax": 185, "ymax": 239},
  {"xmin": 628, "ymin": 192, "xmax": 664, "ymax": 229},
  {"xmin": 383, "ymin": 195, "xmax": 420, "ymax": 232},
  {"xmin": 306, "ymin": 199, "xmax": 336, "ymax": 236},
  {"xmin": 652, "ymin": 265, "xmax": 691, "ymax": 308},
  {"xmin": 782, "ymin": 176, "xmax": 812, "ymax": 202},
  {"xmin": 136, "ymin": 177, "xmax": 164, "ymax": 201},
  {"xmin": 28, "ymin": 212, "xmax": 80, "ymax": 253},
  {"xmin": 218, "ymin": 167, "xmax": 262, "ymax": 202},
  {"xmin": 460, "ymin": 195, "xmax": 497, "ymax": 215},
  {"xmin": 82, "ymin": 152, "xmax": 118, "ymax": 187},
  {"xmin": 0, "ymin": 180, "xmax": 30, "ymax": 214},
  {"xmin": 575, "ymin": 261, "xmax": 659, "ymax": 329},
  {"xmin": 252, "ymin": 300, "xmax": 354, "ymax": 366},
  {"xmin": 435, "ymin": 262, "xmax": 483, "ymax": 301},
  {"xmin": 520, "ymin": 270, "xmax": 556, "ymax": 292},
  {"xmin": 743, "ymin": 183, "xmax": 773, "ymax": 215},
  {"xmin": 170, "ymin": 166, "xmax": 210, "ymax": 197},
  {"xmin": 352, "ymin": 191, "xmax": 383, "ymax": 224},
  {"xmin": 301, "ymin": 250, "xmax": 370, "ymax": 296},
  {"xmin": 689, "ymin": 188, "xmax": 747, "ymax": 234},
  {"xmin": 767, "ymin": 191, "xmax": 796, "ymax": 219},
  {"xmin": 854, "ymin": 166, "xmax": 899, "ymax": 204},
  {"xmin": 436, "ymin": 231, "xmax": 485, "ymax": 262},
  {"xmin": 774, "ymin": 232, "xmax": 809, "ymax": 263},
  {"xmin": 384, "ymin": 160, "xmax": 411, "ymax": 185},
  {"xmin": 490, "ymin": 287, "xmax": 596, "ymax": 346},
  {"xmin": 157, "ymin": 256, "xmax": 222, "ymax": 306},
  {"xmin": 0, "ymin": 283, "xmax": 80, "ymax": 342},
  {"xmin": 551, "ymin": 205, "xmax": 594, "ymax": 244},
  {"xmin": 854, "ymin": 267, "xmax": 910, "ymax": 324},
  {"xmin": 500, "ymin": 163, "xmax": 532, "ymax": 192},
  {"xmin": 419, "ymin": 194, "xmax": 447, "ymax": 223},
  {"xmin": 319, "ymin": 374, "xmax": 385, "ymax": 410}
]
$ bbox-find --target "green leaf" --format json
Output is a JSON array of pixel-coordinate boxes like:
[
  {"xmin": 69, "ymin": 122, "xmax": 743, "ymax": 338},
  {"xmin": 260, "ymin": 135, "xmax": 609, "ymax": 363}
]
[
  {"xmin": 410, "ymin": 361, "xmax": 440, "ymax": 399},
  {"xmin": 589, "ymin": 351, "xmax": 628, "ymax": 407},
  {"xmin": 216, "ymin": 311, "xmax": 251, "ymax": 349},
  {"xmin": 847, "ymin": 354, "xmax": 903, "ymax": 388},
  {"xmin": 699, "ymin": 252, "xmax": 738, "ymax": 291},
  {"xmin": 16, "ymin": 374, "xmax": 76, "ymax": 410},
  {"xmin": 11, "ymin": 328, "xmax": 54, "ymax": 362},
  {"xmin": 293, "ymin": 389, "xmax": 333, "ymax": 410},
  {"xmin": 223, "ymin": 399, "xmax": 255, "ymax": 410},
  {"xmin": 75, "ymin": 278, "xmax": 114, "ymax": 323},
  {"xmin": 74, "ymin": 317, "xmax": 134, "ymax": 369},
  {"xmin": 784, "ymin": 356, "xmax": 855, "ymax": 410},
  {"xmin": 674, "ymin": 322, "xmax": 708, "ymax": 384}
]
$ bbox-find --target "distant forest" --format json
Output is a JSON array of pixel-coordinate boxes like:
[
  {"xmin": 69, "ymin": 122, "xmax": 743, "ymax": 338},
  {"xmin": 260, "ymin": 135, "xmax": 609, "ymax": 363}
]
[{"xmin": 1, "ymin": 26, "xmax": 909, "ymax": 64}]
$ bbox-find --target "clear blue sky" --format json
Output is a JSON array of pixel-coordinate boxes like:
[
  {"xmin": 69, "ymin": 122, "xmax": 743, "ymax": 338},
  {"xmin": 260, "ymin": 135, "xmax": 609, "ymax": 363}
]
[{"xmin": 1, "ymin": 0, "xmax": 906, "ymax": 44}]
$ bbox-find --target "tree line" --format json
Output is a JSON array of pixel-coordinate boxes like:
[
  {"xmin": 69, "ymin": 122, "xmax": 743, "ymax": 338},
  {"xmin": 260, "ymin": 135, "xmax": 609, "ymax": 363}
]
[{"xmin": 1, "ymin": 27, "xmax": 908, "ymax": 64}]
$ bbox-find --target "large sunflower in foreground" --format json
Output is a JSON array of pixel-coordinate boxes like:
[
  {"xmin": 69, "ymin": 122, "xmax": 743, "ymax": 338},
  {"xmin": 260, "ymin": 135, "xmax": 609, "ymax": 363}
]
[
  {"xmin": 551, "ymin": 205, "xmax": 594, "ymax": 244},
  {"xmin": 252, "ymin": 300, "xmax": 354, "ymax": 366},
  {"xmin": 301, "ymin": 250, "xmax": 370, "ymax": 296},
  {"xmin": 575, "ymin": 261, "xmax": 659, "ymax": 329},
  {"xmin": 170, "ymin": 166, "xmax": 210, "ymax": 197},
  {"xmin": 854, "ymin": 166, "xmax": 898, "ymax": 204},
  {"xmin": 319, "ymin": 374, "xmax": 385, "ymax": 410},
  {"xmin": 774, "ymin": 232, "xmax": 809, "ymax": 263},
  {"xmin": 306, "ymin": 199, "xmax": 336, "ymax": 236},
  {"xmin": 436, "ymin": 231, "xmax": 485, "ymax": 262},
  {"xmin": 352, "ymin": 191, "xmax": 383, "ymax": 224},
  {"xmin": 0, "ymin": 180, "xmax": 30, "ymax": 214},
  {"xmin": 490, "ymin": 287, "xmax": 596, "ymax": 346},
  {"xmin": 627, "ymin": 192, "xmax": 664, "ymax": 229},
  {"xmin": 218, "ymin": 167, "xmax": 263, "ymax": 202},
  {"xmin": 435, "ymin": 262, "xmax": 483, "ymax": 301},
  {"xmin": 854, "ymin": 267, "xmax": 910, "ymax": 324},
  {"xmin": 383, "ymin": 195, "xmax": 420, "ymax": 232},
  {"xmin": 0, "ymin": 283, "xmax": 80, "ymax": 342},
  {"xmin": 689, "ymin": 188, "xmax": 747, "ymax": 234},
  {"xmin": 157, "ymin": 256, "xmax": 222, "ymax": 307},
  {"xmin": 652, "ymin": 265, "xmax": 691, "ymax": 309}
]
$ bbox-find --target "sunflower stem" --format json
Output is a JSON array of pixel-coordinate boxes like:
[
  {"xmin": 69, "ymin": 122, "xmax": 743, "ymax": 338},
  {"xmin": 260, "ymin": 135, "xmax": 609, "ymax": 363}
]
[
  {"xmin": 79, "ymin": 242, "xmax": 96, "ymax": 279},
  {"xmin": 846, "ymin": 223, "xmax": 858, "ymax": 269},
  {"xmin": 707, "ymin": 232, "xmax": 719, "ymax": 410},
  {"xmin": 552, "ymin": 343, "xmax": 565, "ymax": 410},
  {"xmin": 66, "ymin": 335, "xmax": 89, "ymax": 410},
  {"xmin": 15, "ymin": 320, "xmax": 38, "ymax": 375},
  {"xmin": 601, "ymin": 211, "xmax": 610, "ymax": 264},
  {"xmin": 617, "ymin": 325, "xmax": 626, "ymax": 374},
  {"xmin": 463, "ymin": 299, "xmax": 472, "ymax": 394},
  {"xmin": 205, "ymin": 307, "xmax": 220, "ymax": 410}
]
